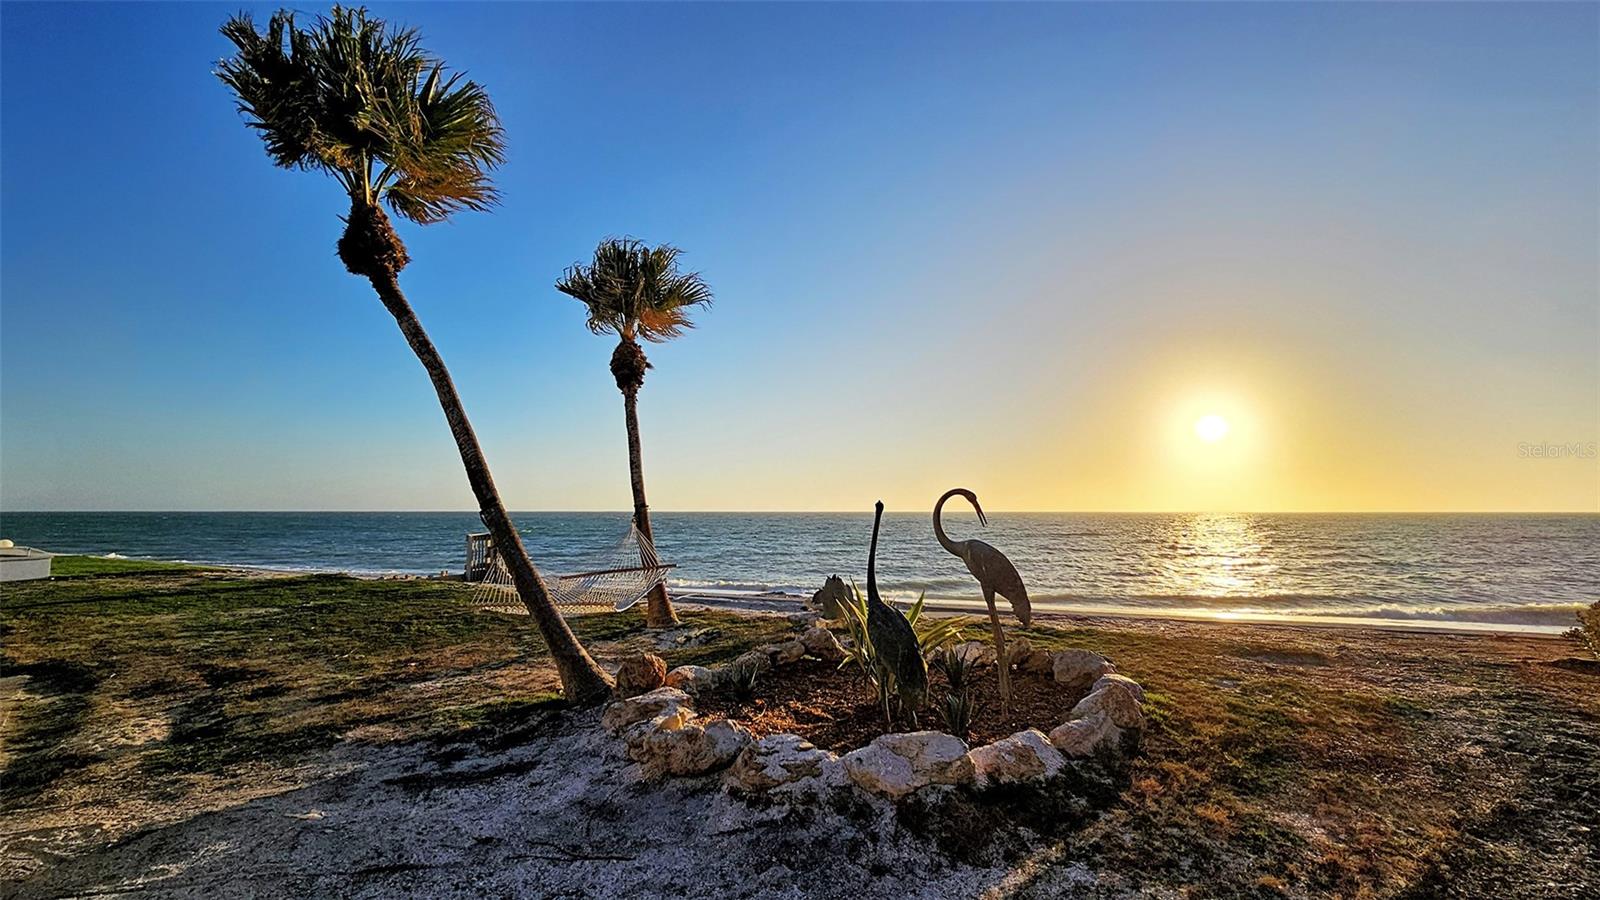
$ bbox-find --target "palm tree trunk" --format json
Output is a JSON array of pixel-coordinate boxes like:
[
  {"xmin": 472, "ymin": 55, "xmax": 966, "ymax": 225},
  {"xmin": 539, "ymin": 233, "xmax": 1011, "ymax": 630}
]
[
  {"xmin": 368, "ymin": 271, "xmax": 613, "ymax": 704},
  {"xmin": 623, "ymin": 388, "xmax": 678, "ymax": 627}
]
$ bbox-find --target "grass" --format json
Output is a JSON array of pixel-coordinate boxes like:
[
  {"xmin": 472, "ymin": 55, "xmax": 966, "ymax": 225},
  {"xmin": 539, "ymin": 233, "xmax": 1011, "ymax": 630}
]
[
  {"xmin": 931, "ymin": 620, "xmax": 1600, "ymax": 895},
  {"xmin": 0, "ymin": 559, "xmax": 787, "ymax": 802},
  {"xmin": 46, "ymin": 554, "xmax": 210, "ymax": 577},
  {"xmin": 3, "ymin": 561, "xmax": 1596, "ymax": 897}
]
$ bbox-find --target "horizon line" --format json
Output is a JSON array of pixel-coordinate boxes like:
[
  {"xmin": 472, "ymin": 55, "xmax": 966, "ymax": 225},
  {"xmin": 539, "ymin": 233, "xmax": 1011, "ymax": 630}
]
[{"xmin": 3, "ymin": 509, "xmax": 1597, "ymax": 516}]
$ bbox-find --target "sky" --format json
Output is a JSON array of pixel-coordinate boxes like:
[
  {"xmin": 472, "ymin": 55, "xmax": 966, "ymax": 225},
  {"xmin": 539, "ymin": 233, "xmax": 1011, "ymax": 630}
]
[{"xmin": 2, "ymin": 2, "xmax": 1596, "ymax": 513}]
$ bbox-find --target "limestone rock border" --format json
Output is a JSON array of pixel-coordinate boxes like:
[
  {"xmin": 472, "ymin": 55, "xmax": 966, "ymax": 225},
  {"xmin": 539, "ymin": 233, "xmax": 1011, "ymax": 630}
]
[{"xmin": 608, "ymin": 624, "xmax": 1145, "ymax": 804}]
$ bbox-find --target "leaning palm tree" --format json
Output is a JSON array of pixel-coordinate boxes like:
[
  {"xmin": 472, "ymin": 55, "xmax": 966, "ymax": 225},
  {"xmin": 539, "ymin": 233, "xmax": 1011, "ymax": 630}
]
[
  {"xmin": 556, "ymin": 239, "xmax": 713, "ymax": 628},
  {"xmin": 217, "ymin": 6, "xmax": 612, "ymax": 702}
]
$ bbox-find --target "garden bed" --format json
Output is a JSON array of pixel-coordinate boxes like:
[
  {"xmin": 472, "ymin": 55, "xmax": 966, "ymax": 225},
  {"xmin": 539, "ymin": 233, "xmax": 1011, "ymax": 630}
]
[{"xmin": 691, "ymin": 657, "xmax": 1093, "ymax": 753}]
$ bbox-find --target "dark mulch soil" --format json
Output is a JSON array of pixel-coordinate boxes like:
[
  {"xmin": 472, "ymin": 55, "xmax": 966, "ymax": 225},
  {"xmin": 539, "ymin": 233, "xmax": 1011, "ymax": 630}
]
[{"xmin": 693, "ymin": 657, "xmax": 1091, "ymax": 752}]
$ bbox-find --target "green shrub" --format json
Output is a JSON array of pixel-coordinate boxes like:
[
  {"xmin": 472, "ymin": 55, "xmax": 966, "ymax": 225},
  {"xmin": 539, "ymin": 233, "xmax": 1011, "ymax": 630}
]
[{"xmin": 1567, "ymin": 601, "xmax": 1600, "ymax": 659}]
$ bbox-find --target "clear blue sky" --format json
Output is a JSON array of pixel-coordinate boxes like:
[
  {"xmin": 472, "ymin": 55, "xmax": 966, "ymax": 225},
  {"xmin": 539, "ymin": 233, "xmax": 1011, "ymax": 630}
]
[{"xmin": 2, "ymin": 2, "xmax": 1596, "ymax": 512}]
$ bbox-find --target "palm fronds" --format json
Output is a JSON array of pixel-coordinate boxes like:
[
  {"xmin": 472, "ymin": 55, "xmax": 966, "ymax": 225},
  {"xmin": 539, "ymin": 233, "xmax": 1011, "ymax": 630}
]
[
  {"xmin": 216, "ymin": 5, "xmax": 504, "ymax": 223},
  {"xmin": 555, "ymin": 238, "xmax": 714, "ymax": 343}
]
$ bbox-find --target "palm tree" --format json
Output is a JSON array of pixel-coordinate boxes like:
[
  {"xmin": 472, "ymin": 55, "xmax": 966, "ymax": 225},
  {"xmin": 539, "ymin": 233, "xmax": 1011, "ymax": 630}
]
[
  {"xmin": 217, "ymin": 6, "xmax": 612, "ymax": 703},
  {"xmin": 556, "ymin": 239, "xmax": 713, "ymax": 628}
]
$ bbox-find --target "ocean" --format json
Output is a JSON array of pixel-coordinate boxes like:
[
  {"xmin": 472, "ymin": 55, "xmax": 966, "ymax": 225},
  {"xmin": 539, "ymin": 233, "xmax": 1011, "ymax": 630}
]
[{"xmin": 2, "ymin": 511, "xmax": 1594, "ymax": 633}]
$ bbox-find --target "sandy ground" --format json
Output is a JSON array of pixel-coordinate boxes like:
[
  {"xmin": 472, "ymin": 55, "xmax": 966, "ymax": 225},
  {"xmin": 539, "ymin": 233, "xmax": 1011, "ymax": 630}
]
[{"xmin": 3, "ymin": 707, "xmax": 1024, "ymax": 900}]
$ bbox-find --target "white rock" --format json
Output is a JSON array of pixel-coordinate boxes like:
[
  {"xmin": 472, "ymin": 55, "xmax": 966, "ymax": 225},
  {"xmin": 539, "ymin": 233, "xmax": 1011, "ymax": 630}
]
[
  {"xmin": 1019, "ymin": 648, "xmax": 1056, "ymax": 677},
  {"xmin": 1091, "ymin": 673, "xmax": 1145, "ymax": 703},
  {"xmin": 632, "ymin": 717, "xmax": 752, "ymax": 777},
  {"xmin": 729, "ymin": 649, "xmax": 772, "ymax": 677},
  {"xmin": 1052, "ymin": 649, "xmax": 1115, "ymax": 691},
  {"xmin": 613, "ymin": 652, "xmax": 668, "ymax": 698},
  {"xmin": 1048, "ymin": 678, "xmax": 1145, "ymax": 761},
  {"xmin": 970, "ymin": 728, "xmax": 1066, "ymax": 786},
  {"xmin": 841, "ymin": 730, "xmax": 974, "ymax": 799},
  {"xmin": 1069, "ymin": 681, "xmax": 1144, "ymax": 730},
  {"xmin": 785, "ymin": 754, "xmax": 851, "ymax": 794},
  {"xmin": 601, "ymin": 687, "xmax": 691, "ymax": 736},
  {"xmin": 799, "ymin": 626, "xmax": 845, "ymax": 662},
  {"xmin": 729, "ymin": 733, "xmax": 837, "ymax": 792},
  {"xmin": 664, "ymin": 665, "xmax": 720, "ymax": 696},
  {"xmin": 809, "ymin": 575, "xmax": 851, "ymax": 620},
  {"xmin": 1048, "ymin": 711, "xmax": 1123, "ymax": 759},
  {"xmin": 1004, "ymin": 636, "xmax": 1033, "ymax": 666},
  {"xmin": 952, "ymin": 641, "xmax": 997, "ymax": 667},
  {"xmin": 769, "ymin": 640, "xmax": 807, "ymax": 666},
  {"xmin": 843, "ymin": 744, "xmax": 914, "ymax": 798}
]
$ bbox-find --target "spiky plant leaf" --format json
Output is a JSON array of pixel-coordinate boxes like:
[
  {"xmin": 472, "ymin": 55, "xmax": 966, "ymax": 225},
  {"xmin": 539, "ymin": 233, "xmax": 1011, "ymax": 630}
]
[
  {"xmin": 933, "ymin": 645, "xmax": 977, "ymax": 692},
  {"xmin": 943, "ymin": 689, "xmax": 975, "ymax": 739},
  {"xmin": 836, "ymin": 582, "xmax": 970, "ymax": 683}
]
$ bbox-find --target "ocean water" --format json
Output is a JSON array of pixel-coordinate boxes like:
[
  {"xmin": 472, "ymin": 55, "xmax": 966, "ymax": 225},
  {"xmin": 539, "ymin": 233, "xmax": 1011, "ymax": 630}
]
[{"xmin": 1, "ymin": 511, "xmax": 1594, "ymax": 631}]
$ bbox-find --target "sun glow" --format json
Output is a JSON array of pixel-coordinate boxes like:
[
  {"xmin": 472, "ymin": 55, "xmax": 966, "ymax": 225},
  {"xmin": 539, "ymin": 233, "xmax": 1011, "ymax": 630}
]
[{"xmin": 1194, "ymin": 414, "xmax": 1230, "ymax": 443}]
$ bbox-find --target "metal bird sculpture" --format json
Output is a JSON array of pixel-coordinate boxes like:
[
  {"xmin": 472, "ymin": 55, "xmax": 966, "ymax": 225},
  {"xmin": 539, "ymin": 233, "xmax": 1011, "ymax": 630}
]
[
  {"xmin": 866, "ymin": 500, "xmax": 927, "ymax": 729},
  {"xmin": 935, "ymin": 488, "xmax": 1031, "ymax": 706}
]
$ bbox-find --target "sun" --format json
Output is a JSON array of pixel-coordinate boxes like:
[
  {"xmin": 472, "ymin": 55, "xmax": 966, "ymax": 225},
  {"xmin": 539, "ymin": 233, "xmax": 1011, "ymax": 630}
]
[{"xmin": 1194, "ymin": 414, "xmax": 1230, "ymax": 442}]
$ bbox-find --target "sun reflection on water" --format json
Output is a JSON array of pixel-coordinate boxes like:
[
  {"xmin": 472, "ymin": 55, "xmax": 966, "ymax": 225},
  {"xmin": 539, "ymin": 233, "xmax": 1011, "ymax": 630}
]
[{"xmin": 1157, "ymin": 513, "xmax": 1277, "ymax": 599}]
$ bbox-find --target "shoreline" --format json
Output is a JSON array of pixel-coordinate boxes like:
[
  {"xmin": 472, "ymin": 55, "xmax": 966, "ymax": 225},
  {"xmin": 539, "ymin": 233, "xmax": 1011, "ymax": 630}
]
[
  {"xmin": 672, "ymin": 590, "xmax": 1576, "ymax": 638},
  {"xmin": 47, "ymin": 553, "xmax": 1583, "ymax": 639}
]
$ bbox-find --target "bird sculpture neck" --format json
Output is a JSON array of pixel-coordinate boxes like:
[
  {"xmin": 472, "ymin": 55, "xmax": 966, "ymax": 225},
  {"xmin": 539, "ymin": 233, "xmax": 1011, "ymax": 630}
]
[
  {"xmin": 933, "ymin": 489, "xmax": 968, "ymax": 560},
  {"xmin": 867, "ymin": 501, "xmax": 885, "ymax": 607}
]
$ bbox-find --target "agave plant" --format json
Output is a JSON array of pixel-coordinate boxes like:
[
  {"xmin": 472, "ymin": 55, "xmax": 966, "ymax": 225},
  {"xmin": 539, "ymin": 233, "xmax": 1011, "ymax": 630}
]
[
  {"xmin": 933, "ymin": 646, "xmax": 979, "ymax": 739},
  {"xmin": 942, "ymin": 689, "xmax": 976, "ymax": 740},
  {"xmin": 726, "ymin": 657, "xmax": 762, "ymax": 702},
  {"xmin": 934, "ymin": 644, "xmax": 977, "ymax": 692},
  {"xmin": 836, "ymin": 581, "xmax": 968, "ymax": 720}
]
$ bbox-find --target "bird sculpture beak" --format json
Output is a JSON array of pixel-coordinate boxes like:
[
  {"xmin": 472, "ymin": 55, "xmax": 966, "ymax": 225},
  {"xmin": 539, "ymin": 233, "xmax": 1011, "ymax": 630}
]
[{"xmin": 975, "ymin": 502, "xmax": 988, "ymax": 527}]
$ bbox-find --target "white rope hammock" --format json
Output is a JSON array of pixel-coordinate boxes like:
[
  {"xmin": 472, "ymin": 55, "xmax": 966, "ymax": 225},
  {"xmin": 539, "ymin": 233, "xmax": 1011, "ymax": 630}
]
[{"xmin": 466, "ymin": 521, "xmax": 674, "ymax": 614}]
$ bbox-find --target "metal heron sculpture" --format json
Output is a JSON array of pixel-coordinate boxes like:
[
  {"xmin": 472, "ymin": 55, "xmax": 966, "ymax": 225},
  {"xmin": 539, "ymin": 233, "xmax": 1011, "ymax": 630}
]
[
  {"xmin": 935, "ymin": 488, "xmax": 1031, "ymax": 706},
  {"xmin": 866, "ymin": 500, "xmax": 927, "ymax": 729}
]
